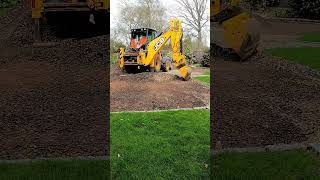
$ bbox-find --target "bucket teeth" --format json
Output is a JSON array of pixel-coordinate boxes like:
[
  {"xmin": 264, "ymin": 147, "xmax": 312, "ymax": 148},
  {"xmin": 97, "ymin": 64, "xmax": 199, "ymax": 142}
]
[
  {"xmin": 179, "ymin": 66, "xmax": 192, "ymax": 81},
  {"xmin": 238, "ymin": 33, "xmax": 260, "ymax": 60}
]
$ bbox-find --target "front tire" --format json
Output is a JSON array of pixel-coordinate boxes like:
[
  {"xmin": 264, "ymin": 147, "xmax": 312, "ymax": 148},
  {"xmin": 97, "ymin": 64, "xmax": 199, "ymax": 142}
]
[{"xmin": 161, "ymin": 57, "xmax": 173, "ymax": 72}]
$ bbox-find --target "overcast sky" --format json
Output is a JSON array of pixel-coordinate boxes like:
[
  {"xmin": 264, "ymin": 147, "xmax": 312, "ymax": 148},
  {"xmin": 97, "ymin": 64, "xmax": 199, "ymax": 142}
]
[
  {"xmin": 111, "ymin": 0, "xmax": 180, "ymax": 28},
  {"xmin": 110, "ymin": 0, "xmax": 210, "ymax": 46}
]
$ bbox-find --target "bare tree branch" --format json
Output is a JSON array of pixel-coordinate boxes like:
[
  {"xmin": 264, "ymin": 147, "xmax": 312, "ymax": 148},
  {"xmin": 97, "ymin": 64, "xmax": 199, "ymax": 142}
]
[
  {"xmin": 112, "ymin": 0, "xmax": 168, "ymax": 45},
  {"xmin": 175, "ymin": 0, "xmax": 209, "ymax": 48}
]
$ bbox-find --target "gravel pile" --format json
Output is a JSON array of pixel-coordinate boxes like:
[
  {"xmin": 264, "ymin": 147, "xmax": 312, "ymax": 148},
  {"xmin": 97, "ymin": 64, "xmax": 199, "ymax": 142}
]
[
  {"xmin": 0, "ymin": 0, "xmax": 109, "ymax": 160},
  {"xmin": 251, "ymin": 53, "xmax": 320, "ymax": 78},
  {"xmin": 211, "ymin": 55, "xmax": 320, "ymax": 149}
]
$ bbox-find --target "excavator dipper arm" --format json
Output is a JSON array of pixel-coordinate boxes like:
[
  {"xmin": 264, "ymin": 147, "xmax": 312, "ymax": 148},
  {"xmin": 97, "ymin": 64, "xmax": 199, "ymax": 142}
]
[{"xmin": 138, "ymin": 18, "xmax": 192, "ymax": 80}]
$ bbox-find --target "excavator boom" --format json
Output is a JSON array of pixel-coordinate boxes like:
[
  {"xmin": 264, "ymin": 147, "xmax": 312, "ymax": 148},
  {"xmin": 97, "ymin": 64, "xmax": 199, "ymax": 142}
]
[{"xmin": 139, "ymin": 18, "xmax": 191, "ymax": 80}]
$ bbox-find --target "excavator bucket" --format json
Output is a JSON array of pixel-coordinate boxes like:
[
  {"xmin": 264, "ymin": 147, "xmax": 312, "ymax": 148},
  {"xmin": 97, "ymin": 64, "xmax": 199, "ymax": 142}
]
[
  {"xmin": 224, "ymin": 14, "xmax": 260, "ymax": 60},
  {"xmin": 211, "ymin": 0, "xmax": 261, "ymax": 60},
  {"xmin": 31, "ymin": 0, "xmax": 109, "ymax": 43},
  {"xmin": 179, "ymin": 66, "xmax": 192, "ymax": 81},
  {"xmin": 238, "ymin": 29, "xmax": 260, "ymax": 60},
  {"xmin": 238, "ymin": 17, "xmax": 261, "ymax": 60}
]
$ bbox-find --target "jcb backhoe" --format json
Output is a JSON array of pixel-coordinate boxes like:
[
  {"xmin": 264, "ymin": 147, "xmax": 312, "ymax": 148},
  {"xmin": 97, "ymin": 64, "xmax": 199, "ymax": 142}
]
[
  {"xmin": 31, "ymin": 0, "xmax": 109, "ymax": 41},
  {"xmin": 119, "ymin": 18, "xmax": 192, "ymax": 81},
  {"xmin": 211, "ymin": 0, "xmax": 261, "ymax": 60}
]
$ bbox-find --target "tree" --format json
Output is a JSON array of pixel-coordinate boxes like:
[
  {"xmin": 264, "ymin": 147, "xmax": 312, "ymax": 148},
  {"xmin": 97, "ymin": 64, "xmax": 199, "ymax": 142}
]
[
  {"xmin": 175, "ymin": 0, "xmax": 209, "ymax": 48},
  {"xmin": 244, "ymin": 0, "xmax": 265, "ymax": 10},
  {"xmin": 136, "ymin": 0, "xmax": 167, "ymax": 30},
  {"xmin": 0, "ymin": 0, "xmax": 19, "ymax": 8},
  {"xmin": 183, "ymin": 34, "xmax": 195, "ymax": 64},
  {"xmin": 113, "ymin": 0, "xmax": 168, "ymax": 45},
  {"xmin": 110, "ymin": 38, "xmax": 126, "ymax": 53}
]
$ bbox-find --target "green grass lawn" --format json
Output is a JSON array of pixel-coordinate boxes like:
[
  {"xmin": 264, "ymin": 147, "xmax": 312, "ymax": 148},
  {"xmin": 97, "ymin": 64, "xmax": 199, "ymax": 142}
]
[
  {"xmin": 0, "ymin": 0, "xmax": 19, "ymax": 16},
  {"xmin": 111, "ymin": 109, "xmax": 210, "ymax": 179},
  {"xmin": 300, "ymin": 32, "xmax": 320, "ymax": 42},
  {"xmin": 212, "ymin": 150, "xmax": 320, "ymax": 180},
  {"xmin": 194, "ymin": 70, "xmax": 210, "ymax": 84},
  {"xmin": 194, "ymin": 76, "xmax": 210, "ymax": 84},
  {"xmin": 0, "ymin": 159, "xmax": 110, "ymax": 180},
  {"xmin": 0, "ymin": 8, "xmax": 7, "ymax": 16},
  {"xmin": 266, "ymin": 47, "xmax": 320, "ymax": 70}
]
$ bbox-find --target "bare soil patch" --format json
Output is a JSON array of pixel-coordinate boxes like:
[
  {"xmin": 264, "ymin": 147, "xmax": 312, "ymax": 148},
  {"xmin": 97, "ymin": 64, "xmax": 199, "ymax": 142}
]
[{"xmin": 110, "ymin": 65, "xmax": 210, "ymax": 112}]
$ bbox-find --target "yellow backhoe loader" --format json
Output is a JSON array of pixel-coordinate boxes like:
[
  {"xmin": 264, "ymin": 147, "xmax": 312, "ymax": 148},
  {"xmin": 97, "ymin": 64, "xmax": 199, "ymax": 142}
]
[
  {"xmin": 31, "ymin": 0, "xmax": 109, "ymax": 41},
  {"xmin": 119, "ymin": 18, "xmax": 192, "ymax": 81},
  {"xmin": 211, "ymin": 0, "xmax": 261, "ymax": 60}
]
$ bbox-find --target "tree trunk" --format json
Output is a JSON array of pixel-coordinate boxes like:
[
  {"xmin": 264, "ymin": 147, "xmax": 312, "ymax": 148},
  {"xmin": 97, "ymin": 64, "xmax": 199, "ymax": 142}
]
[{"xmin": 197, "ymin": 29, "xmax": 202, "ymax": 49}]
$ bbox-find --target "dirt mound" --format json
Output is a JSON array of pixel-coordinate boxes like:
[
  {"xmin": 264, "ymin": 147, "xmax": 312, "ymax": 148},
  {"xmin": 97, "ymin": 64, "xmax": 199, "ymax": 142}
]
[{"xmin": 211, "ymin": 55, "xmax": 320, "ymax": 149}]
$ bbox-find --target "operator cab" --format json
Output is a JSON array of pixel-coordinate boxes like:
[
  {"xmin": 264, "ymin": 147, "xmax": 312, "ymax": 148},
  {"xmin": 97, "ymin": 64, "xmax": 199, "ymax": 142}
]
[{"xmin": 130, "ymin": 28, "xmax": 157, "ymax": 50}]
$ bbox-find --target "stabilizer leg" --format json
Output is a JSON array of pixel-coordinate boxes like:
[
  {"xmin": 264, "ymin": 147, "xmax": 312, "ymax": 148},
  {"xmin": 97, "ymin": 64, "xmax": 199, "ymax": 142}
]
[{"xmin": 33, "ymin": 18, "xmax": 41, "ymax": 42}]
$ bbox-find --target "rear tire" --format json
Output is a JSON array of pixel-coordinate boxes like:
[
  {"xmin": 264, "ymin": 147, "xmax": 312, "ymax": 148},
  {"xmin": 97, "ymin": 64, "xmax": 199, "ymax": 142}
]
[
  {"xmin": 161, "ymin": 57, "xmax": 173, "ymax": 72},
  {"xmin": 125, "ymin": 66, "xmax": 134, "ymax": 73}
]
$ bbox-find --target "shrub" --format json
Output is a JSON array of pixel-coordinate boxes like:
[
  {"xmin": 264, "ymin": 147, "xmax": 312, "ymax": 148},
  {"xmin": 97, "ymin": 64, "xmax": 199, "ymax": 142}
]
[
  {"xmin": 110, "ymin": 40, "xmax": 126, "ymax": 53},
  {"xmin": 0, "ymin": 0, "xmax": 18, "ymax": 8},
  {"xmin": 184, "ymin": 46, "xmax": 197, "ymax": 64},
  {"xmin": 244, "ymin": 0, "xmax": 265, "ymax": 10},
  {"xmin": 266, "ymin": 0, "xmax": 280, "ymax": 7},
  {"xmin": 243, "ymin": 0, "xmax": 280, "ymax": 10},
  {"xmin": 289, "ymin": 0, "xmax": 320, "ymax": 20},
  {"xmin": 200, "ymin": 50, "xmax": 210, "ymax": 67}
]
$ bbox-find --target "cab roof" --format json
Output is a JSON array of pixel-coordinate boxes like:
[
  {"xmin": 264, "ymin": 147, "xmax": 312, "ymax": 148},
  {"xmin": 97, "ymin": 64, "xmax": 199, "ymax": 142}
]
[{"xmin": 131, "ymin": 28, "xmax": 157, "ymax": 32}]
